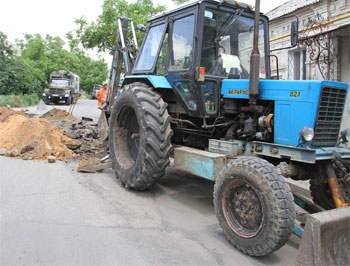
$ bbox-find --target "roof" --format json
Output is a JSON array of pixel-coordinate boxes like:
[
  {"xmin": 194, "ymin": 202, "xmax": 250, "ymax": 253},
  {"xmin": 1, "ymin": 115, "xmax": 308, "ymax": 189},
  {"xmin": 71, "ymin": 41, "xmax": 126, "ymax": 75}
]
[
  {"xmin": 151, "ymin": 0, "xmax": 254, "ymax": 21},
  {"xmin": 266, "ymin": 0, "xmax": 320, "ymax": 19},
  {"xmin": 150, "ymin": 0, "xmax": 202, "ymax": 21}
]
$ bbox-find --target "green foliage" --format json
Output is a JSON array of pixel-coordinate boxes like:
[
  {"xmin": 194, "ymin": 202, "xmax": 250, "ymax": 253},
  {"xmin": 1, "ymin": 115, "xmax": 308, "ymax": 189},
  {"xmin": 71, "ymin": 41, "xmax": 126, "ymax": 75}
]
[
  {"xmin": 0, "ymin": 32, "xmax": 27, "ymax": 95},
  {"xmin": 173, "ymin": 0, "xmax": 188, "ymax": 5},
  {"xmin": 1, "ymin": 31, "xmax": 108, "ymax": 96},
  {"xmin": 1, "ymin": 0, "xmax": 186, "ymax": 99},
  {"xmin": 22, "ymin": 93, "xmax": 40, "ymax": 106},
  {"xmin": 17, "ymin": 33, "xmax": 108, "ymax": 93},
  {"xmin": 68, "ymin": 0, "xmax": 167, "ymax": 54},
  {"xmin": 0, "ymin": 93, "xmax": 40, "ymax": 107}
]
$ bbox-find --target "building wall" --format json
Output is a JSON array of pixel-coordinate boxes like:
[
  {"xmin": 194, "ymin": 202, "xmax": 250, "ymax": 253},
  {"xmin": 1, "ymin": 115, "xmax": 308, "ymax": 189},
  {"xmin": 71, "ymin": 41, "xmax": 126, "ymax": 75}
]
[
  {"xmin": 339, "ymin": 29, "xmax": 350, "ymax": 128},
  {"xmin": 268, "ymin": 0, "xmax": 350, "ymax": 129}
]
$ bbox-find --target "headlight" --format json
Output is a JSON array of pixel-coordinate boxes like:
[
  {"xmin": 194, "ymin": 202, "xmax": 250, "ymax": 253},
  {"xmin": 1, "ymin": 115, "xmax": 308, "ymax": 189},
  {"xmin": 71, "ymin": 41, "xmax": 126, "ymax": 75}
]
[
  {"xmin": 299, "ymin": 126, "xmax": 314, "ymax": 142},
  {"xmin": 340, "ymin": 128, "xmax": 350, "ymax": 143}
]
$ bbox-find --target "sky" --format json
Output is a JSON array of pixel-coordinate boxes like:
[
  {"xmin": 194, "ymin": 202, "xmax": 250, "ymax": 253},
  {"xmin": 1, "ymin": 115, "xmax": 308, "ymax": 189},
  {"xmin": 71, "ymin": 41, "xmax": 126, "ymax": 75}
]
[{"xmin": 0, "ymin": 0, "xmax": 288, "ymax": 61}]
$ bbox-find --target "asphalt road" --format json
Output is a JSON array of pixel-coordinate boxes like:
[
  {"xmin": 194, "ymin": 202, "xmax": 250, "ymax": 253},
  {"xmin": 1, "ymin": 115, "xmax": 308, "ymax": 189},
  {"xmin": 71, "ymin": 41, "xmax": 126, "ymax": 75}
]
[
  {"xmin": 18, "ymin": 98, "xmax": 102, "ymax": 122},
  {"xmin": 1, "ymin": 99, "xmax": 301, "ymax": 265}
]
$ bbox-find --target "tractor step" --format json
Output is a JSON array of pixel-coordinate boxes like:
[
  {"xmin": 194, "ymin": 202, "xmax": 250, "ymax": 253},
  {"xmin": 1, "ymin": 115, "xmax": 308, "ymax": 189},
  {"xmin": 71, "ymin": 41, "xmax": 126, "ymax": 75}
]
[{"xmin": 173, "ymin": 146, "xmax": 226, "ymax": 181}]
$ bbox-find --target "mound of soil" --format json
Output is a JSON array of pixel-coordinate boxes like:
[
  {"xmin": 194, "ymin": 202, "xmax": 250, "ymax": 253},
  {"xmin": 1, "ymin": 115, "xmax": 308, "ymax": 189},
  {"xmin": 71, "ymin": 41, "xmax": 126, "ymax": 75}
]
[
  {"xmin": 40, "ymin": 108, "xmax": 108, "ymax": 160},
  {"xmin": 41, "ymin": 108, "xmax": 80, "ymax": 124},
  {"xmin": 0, "ymin": 111, "xmax": 80, "ymax": 160},
  {"xmin": 0, "ymin": 107, "xmax": 108, "ymax": 164},
  {"xmin": 0, "ymin": 106, "xmax": 26, "ymax": 122}
]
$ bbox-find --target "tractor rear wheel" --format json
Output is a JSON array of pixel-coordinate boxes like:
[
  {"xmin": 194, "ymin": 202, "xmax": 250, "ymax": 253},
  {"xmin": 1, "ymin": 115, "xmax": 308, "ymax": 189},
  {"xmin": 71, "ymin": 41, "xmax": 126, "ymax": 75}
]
[
  {"xmin": 213, "ymin": 157, "xmax": 295, "ymax": 256},
  {"xmin": 109, "ymin": 82, "xmax": 173, "ymax": 190}
]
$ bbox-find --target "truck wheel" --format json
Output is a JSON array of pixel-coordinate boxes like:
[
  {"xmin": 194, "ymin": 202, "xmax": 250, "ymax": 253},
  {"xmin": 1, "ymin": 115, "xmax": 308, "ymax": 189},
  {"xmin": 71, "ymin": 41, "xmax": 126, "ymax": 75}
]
[
  {"xmin": 109, "ymin": 82, "xmax": 173, "ymax": 190},
  {"xmin": 214, "ymin": 157, "xmax": 295, "ymax": 256},
  {"xmin": 44, "ymin": 97, "xmax": 50, "ymax": 105},
  {"xmin": 66, "ymin": 94, "xmax": 72, "ymax": 105}
]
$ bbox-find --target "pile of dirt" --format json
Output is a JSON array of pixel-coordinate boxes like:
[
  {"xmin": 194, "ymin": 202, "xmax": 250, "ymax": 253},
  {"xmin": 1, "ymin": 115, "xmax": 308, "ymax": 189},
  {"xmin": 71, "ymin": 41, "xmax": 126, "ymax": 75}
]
[
  {"xmin": 0, "ymin": 106, "xmax": 82, "ymax": 160},
  {"xmin": 0, "ymin": 106, "xmax": 25, "ymax": 122},
  {"xmin": 40, "ymin": 108, "xmax": 108, "ymax": 160},
  {"xmin": 41, "ymin": 108, "xmax": 78, "ymax": 121},
  {"xmin": 0, "ymin": 107, "xmax": 108, "ymax": 162}
]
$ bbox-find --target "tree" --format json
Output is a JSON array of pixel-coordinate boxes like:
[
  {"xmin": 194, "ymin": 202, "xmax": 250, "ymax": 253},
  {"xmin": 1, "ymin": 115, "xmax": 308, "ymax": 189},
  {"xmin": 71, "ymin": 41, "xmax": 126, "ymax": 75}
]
[
  {"xmin": 68, "ymin": 0, "xmax": 167, "ymax": 54},
  {"xmin": 17, "ymin": 33, "xmax": 108, "ymax": 94},
  {"xmin": 2, "ymin": 0, "xmax": 185, "ymax": 97},
  {"xmin": 173, "ymin": 0, "xmax": 188, "ymax": 5},
  {"xmin": 0, "ymin": 31, "xmax": 27, "ymax": 95}
]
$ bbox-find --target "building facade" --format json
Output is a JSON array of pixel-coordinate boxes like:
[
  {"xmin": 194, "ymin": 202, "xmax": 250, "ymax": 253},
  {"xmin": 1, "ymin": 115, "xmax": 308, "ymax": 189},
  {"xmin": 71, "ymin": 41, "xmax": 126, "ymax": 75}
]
[{"xmin": 267, "ymin": 0, "xmax": 350, "ymax": 129}]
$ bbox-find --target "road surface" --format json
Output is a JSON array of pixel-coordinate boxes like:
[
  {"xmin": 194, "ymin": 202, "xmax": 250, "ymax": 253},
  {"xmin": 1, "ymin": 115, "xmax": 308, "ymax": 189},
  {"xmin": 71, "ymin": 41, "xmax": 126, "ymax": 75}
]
[
  {"xmin": 18, "ymin": 98, "xmax": 101, "ymax": 122},
  {"xmin": 1, "ymin": 99, "xmax": 301, "ymax": 265}
]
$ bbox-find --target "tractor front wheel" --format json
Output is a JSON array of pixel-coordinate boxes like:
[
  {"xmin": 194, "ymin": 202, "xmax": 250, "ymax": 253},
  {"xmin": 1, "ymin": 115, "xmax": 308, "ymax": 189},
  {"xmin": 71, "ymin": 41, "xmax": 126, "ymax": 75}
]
[{"xmin": 213, "ymin": 157, "xmax": 295, "ymax": 256}]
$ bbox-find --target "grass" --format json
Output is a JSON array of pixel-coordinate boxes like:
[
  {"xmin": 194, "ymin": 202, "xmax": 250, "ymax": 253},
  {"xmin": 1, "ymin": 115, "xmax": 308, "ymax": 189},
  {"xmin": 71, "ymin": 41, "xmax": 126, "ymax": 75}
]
[{"xmin": 0, "ymin": 94, "xmax": 40, "ymax": 107}]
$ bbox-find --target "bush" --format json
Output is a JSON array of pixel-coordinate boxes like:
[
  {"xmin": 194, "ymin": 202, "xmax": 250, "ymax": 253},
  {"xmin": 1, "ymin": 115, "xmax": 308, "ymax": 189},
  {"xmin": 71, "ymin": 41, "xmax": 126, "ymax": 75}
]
[
  {"xmin": 22, "ymin": 93, "xmax": 40, "ymax": 106},
  {"xmin": 0, "ymin": 93, "xmax": 40, "ymax": 107}
]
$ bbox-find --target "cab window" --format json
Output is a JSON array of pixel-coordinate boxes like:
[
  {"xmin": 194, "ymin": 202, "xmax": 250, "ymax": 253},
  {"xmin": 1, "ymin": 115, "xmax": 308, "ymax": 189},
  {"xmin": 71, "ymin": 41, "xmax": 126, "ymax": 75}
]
[
  {"xmin": 134, "ymin": 23, "xmax": 166, "ymax": 71},
  {"xmin": 169, "ymin": 15, "xmax": 195, "ymax": 71}
]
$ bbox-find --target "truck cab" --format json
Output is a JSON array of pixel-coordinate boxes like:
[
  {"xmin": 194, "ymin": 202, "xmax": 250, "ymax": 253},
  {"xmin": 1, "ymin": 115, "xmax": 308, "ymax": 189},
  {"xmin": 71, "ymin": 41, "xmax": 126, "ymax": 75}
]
[{"xmin": 43, "ymin": 70, "xmax": 80, "ymax": 105}]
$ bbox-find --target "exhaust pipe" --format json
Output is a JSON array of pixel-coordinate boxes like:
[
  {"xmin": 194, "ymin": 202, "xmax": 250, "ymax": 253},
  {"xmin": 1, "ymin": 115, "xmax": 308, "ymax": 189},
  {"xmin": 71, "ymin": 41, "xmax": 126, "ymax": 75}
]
[{"xmin": 249, "ymin": 0, "xmax": 261, "ymax": 110}]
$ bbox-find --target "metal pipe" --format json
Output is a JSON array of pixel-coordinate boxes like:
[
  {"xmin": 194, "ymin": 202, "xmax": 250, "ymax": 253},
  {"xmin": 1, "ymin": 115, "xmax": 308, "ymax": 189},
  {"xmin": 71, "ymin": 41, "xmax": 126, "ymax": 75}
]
[
  {"xmin": 249, "ymin": 0, "xmax": 261, "ymax": 109},
  {"xmin": 130, "ymin": 20, "xmax": 139, "ymax": 53},
  {"xmin": 117, "ymin": 17, "xmax": 126, "ymax": 48}
]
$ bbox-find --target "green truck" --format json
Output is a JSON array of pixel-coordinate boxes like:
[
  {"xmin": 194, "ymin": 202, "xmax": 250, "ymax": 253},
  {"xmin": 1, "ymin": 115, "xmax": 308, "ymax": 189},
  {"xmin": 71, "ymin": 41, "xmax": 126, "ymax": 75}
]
[{"xmin": 43, "ymin": 70, "xmax": 80, "ymax": 105}]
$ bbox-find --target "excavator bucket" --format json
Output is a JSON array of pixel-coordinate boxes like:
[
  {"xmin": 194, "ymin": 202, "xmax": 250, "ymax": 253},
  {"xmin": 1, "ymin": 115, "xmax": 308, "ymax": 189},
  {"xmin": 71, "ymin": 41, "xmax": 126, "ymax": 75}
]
[{"xmin": 295, "ymin": 206, "xmax": 350, "ymax": 266}]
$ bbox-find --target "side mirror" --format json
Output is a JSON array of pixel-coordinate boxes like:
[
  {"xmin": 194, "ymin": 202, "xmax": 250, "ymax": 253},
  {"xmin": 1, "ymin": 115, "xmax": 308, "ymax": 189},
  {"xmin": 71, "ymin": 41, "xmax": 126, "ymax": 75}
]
[
  {"xmin": 137, "ymin": 24, "xmax": 146, "ymax": 32},
  {"xmin": 291, "ymin": 21, "xmax": 299, "ymax": 47}
]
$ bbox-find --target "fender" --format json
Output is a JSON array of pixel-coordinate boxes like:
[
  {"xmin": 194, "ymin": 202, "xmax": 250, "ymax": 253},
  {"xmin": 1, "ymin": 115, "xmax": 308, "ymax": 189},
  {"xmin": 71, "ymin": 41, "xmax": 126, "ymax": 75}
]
[{"xmin": 124, "ymin": 75, "xmax": 172, "ymax": 89}]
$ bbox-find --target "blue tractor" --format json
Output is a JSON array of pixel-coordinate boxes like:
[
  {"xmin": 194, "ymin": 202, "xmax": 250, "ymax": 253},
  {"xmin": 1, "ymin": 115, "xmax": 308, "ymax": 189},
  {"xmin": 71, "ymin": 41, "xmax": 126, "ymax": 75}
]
[{"xmin": 103, "ymin": 0, "xmax": 350, "ymax": 258}]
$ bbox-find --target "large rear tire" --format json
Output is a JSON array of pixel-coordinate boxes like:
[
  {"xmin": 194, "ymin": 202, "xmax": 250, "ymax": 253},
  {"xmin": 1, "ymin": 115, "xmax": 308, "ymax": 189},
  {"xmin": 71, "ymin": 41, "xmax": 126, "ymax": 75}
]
[
  {"xmin": 214, "ymin": 157, "xmax": 295, "ymax": 256},
  {"xmin": 109, "ymin": 82, "xmax": 173, "ymax": 190}
]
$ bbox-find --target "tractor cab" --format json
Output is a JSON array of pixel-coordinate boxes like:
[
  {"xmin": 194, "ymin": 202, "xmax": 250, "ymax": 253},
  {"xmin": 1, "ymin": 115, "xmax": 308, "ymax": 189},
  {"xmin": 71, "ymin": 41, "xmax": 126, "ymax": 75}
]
[{"xmin": 132, "ymin": 0, "xmax": 269, "ymax": 118}]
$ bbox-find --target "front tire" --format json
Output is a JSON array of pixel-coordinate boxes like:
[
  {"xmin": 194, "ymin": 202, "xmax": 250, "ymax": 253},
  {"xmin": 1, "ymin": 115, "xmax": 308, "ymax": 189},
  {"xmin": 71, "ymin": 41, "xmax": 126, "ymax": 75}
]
[
  {"xmin": 214, "ymin": 157, "xmax": 295, "ymax": 256},
  {"xmin": 44, "ymin": 97, "xmax": 50, "ymax": 105},
  {"xmin": 66, "ymin": 94, "xmax": 72, "ymax": 105},
  {"xmin": 109, "ymin": 82, "xmax": 173, "ymax": 190}
]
